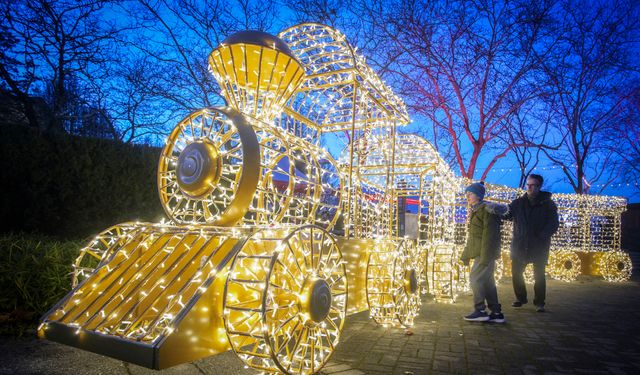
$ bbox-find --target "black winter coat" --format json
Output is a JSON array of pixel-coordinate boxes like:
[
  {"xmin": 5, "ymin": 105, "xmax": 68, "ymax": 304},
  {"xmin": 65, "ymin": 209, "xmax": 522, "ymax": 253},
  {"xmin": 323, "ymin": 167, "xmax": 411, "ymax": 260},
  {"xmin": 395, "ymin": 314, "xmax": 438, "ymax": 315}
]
[{"xmin": 504, "ymin": 191, "xmax": 559, "ymax": 263}]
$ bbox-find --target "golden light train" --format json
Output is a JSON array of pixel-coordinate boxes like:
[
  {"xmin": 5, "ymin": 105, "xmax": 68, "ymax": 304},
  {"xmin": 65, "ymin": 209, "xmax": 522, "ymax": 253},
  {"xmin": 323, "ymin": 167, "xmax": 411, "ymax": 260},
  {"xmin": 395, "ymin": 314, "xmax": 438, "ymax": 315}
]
[{"xmin": 39, "ymin": 23, "xmax": 632, "ymax": 374}]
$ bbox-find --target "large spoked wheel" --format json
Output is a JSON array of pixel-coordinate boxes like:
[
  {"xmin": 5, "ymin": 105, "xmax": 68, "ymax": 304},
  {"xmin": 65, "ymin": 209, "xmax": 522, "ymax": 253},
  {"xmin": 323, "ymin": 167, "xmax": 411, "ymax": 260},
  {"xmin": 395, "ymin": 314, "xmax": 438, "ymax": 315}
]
[
  {"xmin": 71, "ymin": 222, "xmax": 142, "ymax": 287},
  {"xmin": 158, "ymin": 107, "xmax": 259, "ymax": 226},
  {"xmin": 254, "ymin": 136, "xmax": 295, "ymax": 225},
  {"xmin": 548, "ymin": 250, "xmax": 581, "ymax": 282},
  {"xmin": 223, "ymin": 225, "xmax": 348, "ymax": 375},
  {"xmin": 391, "ymin": 241, "xmax": 422, "ymax": 327},
  {"xmin": 366, "ymin": 240, "xmax": 422, "ymax": 328}
]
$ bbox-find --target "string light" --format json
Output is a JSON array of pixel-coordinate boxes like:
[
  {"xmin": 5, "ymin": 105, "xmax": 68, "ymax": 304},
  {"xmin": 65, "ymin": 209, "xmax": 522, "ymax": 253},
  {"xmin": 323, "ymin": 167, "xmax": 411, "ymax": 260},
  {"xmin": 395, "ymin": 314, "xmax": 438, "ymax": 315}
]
[
  {"xmin": 524, "ymin": 264, "xmax": 536, "ymax": 284},
  {"xmin": 40, "ymin": 22, "xmax": 633, "ymax": 375},
  {"xmin": 427, "ymin": 244, "xmax": 459, "ymax": 303},
  {"xmin": 486, "ymin": 164, "xmax": 570, "ymax": 174},
  {"xmin": 367, "ymin": 239, "xmax": 422, "ymax": 327},
  {"xmin": 591, "ymin": 182, "xmax": 640, "ymax": 188},
  {"xmin": 548, "ymin": 250, "xmax": 581, "ymax": 282},
  {"xmin": 462, "ymin": 180, "xmax": 631, "ymax": 285},
  {"xmin": 594, "ymin": 251, "xmax": 633, "ymax": 282},
  {"xmin": 224, "ymin": 226, "xmax": 348, "ymax": 374}
]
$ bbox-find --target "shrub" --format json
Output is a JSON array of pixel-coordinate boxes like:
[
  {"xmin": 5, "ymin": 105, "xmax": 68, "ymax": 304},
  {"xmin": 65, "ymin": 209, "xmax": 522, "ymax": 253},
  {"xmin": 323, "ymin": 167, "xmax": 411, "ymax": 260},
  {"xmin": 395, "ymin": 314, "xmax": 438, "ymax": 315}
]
[{"xmin": 0, "ymin": 233, "xmax": 82, "ymax": 334}]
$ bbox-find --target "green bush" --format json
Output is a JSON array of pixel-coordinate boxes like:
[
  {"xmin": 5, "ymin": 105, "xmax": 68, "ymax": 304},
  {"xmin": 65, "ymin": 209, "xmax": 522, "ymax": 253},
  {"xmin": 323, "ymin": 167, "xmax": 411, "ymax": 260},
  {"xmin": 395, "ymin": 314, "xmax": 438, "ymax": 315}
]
[
  {"xmin": 0, "ymin": 233, "xmax": 82, "ymax": 334},
  {"xmin": 0, "ymin": 124, "xmax": 165, "ymax": 239},
  {"xmin": 0, "ymin": 233, "xmax": 81, "ymax": 313}
]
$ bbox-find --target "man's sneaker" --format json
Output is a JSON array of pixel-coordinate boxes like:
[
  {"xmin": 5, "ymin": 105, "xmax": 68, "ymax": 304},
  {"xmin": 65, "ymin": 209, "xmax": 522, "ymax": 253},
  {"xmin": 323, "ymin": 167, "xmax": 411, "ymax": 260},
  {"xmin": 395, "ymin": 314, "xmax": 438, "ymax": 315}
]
[
  {"xmin": 464, "ymin": 310, "xmax": 489, "ymax": 322},
  {"xmin": 536, "ymin": 305, "xmax": 545, "ymax": 313},
  {"xmin": 511, "ymin": 300, "xmax": 527, "ymax": 307},
  {"xmin": 489, "ymin": 312, "xmax": 506, "ymax": 323}
]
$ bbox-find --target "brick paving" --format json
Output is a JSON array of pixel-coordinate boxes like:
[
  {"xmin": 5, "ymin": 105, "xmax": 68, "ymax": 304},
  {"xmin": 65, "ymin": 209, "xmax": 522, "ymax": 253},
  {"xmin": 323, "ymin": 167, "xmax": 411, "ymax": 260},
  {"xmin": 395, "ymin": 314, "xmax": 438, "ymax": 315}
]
[
  {"xmin": 1, "ymin": 276, "xmax": 639, "ymax": 374},
  {"xmin": 322, "ymin": 276, "xmax": 640, "ymax": 375}
]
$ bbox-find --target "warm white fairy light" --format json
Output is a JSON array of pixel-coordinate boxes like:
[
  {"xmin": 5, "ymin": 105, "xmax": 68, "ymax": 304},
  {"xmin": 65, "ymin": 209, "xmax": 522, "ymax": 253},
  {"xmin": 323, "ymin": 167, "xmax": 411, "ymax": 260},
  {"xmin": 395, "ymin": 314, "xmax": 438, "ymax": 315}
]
[
  {"xmin": 157, "ymin": 108, "xmax": 345, "ymax": 231},
  {"xmin": 594, "ymin": 251, "xmax": 633, "ymax": 282},
  {"xmin": 548, "ymin": 250, "xmax": 582, "ymax": 282},
  {"xmin": 453, "ymin": 247, "xmax": 470, "ymax": 294},
  {"xmin": 44, "ymin": 224, "xmax": 253, "ymax": 345},
  {"xmin": 523, "ymin": 263, "xmax": 536, "ymax": 284},
  {"xmin": 495, "ymin": 255, "xmax": 505, "ymax": 284},
  {"xmin": 223, "ymin": 226, "xmax": 348, "ymax": 374},
  {"xmin": 366, "ymin": 240, "xmax": 422, "ymax": 327},
  {"xmin": 278, "ymin": 23, "xmax": 410, "ymax": 135},
  {"xmin": 458, "ymin": 180, "xmax": 631, "ymax": 284},
  {"xmin": 41, "ymin": 21, "xmax": 635, "ymax": 375},
  {"xmin": 427, "ymin": 244, "xmax": 459, "ymax": 303},
  {"xmin": 72, "ymin": 222, "xmax": 141, "ymax": 287}
]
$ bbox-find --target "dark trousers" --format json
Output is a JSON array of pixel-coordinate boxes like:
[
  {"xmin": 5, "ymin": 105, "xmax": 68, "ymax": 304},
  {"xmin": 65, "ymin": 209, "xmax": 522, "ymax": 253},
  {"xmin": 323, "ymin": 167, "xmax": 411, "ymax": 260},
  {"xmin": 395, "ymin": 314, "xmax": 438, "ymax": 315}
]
[
  {"xmin": 511, "ymin": 259, "xmax": 546, "ymax": 306},
  {"xmin": 470, "ymin": 259, "xmax": 501, "ymax": 313}
]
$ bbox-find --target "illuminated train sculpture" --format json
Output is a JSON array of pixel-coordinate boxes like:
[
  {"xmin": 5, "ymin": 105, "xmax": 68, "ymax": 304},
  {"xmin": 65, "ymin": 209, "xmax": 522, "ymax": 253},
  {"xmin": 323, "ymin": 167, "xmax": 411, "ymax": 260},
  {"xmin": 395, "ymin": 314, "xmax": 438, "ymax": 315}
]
[
  {"xmin": 39, "ymin": 24, "xmax": 426, "ymax": 374},
  {"xmin": 38, "ymin": 23, "xmax": 632, "ymax": 374}
]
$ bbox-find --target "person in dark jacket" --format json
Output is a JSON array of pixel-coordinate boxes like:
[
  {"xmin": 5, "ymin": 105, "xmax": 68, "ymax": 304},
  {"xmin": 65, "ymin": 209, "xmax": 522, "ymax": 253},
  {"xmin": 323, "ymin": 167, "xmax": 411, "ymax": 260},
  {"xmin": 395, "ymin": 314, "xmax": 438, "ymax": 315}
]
[
  {"xmin": 461, "ymin": 182, "xmax": 505, "ymax": 323},
  {"xmin": 504, "ymin": 174, "xmax": 559, "ymax": 312}
]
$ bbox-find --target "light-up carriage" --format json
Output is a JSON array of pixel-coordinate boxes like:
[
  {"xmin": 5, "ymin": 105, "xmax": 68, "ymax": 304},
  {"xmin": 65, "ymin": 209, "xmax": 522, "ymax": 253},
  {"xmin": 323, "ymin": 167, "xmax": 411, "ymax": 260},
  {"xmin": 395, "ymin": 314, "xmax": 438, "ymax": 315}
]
[
  {"xmin": 39, "ymin": 24, "xmax": 439, "ymax": 374},
  {"xmin": 453, "ymin": 181, "xmax": 632, "ymax": 288}
]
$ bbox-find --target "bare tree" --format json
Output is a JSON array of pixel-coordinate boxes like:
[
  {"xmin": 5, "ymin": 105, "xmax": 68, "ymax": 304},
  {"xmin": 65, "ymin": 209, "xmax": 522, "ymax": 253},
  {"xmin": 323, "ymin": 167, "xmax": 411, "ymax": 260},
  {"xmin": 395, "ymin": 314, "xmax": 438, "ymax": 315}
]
[
  {"xmin": 0, "ymin": 23, "xmax": 42, "ymax": 129},
  {"xmin": 2, "ymin": 0, "xmax": 119, "ymax": 133},
  {"xmin": 2, "ymin": 0, "xmax": 284, "ymax": 141},
  {"xmin": 115, "ymin": 0, "xmax": 279, "ymax": 123},
  {"xmin": 284, "ymin": 0, "xmax": 347, "ymax": 27},
  {"xmin": 498, "ymin": 103, "xmax": 553, "ymax": 187},
  {"xmin": 349, "ymin": 0, "xmax": 555, "ymax": 180},
  {"xmin": 605, "ymin": 84, "xmax": 640, "ymax": 196},
  {"xmin": 103, "ymin": 55, "xmax": 173, "ymax": 143},
  {"xmin": 536, "ymin": 0, "xmax": 640, "ymax": 193}
]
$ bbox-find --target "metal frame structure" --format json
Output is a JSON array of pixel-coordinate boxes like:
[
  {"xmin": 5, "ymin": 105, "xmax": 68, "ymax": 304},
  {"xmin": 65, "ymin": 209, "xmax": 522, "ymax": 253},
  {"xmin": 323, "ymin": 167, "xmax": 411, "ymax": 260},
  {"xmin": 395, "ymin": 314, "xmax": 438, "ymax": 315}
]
[
  {"xmin": 39, "ymin": 22, "xmax": 632, "ymax": 375},
  {"xmin": 40, "ymin": 24, "xmax": 422, "ymax": 375}
]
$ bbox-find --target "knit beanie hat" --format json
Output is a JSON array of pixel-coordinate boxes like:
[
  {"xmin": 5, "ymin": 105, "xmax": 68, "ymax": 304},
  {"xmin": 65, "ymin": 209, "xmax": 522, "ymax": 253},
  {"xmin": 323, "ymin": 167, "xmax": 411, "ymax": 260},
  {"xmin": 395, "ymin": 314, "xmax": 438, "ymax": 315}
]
[{"xmin": 465, "ymin": 182, "xmax": 486, "ymax": 200}]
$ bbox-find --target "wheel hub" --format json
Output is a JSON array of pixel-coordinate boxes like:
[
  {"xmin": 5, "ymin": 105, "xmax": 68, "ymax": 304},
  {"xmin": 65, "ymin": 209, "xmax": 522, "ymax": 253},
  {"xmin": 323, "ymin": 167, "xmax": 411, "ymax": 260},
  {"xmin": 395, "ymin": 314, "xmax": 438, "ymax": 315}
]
[
  {"xmin": 404, "ymin": 269, "xmax": 418, "ymax": 294},
  {"xmin": 301, "ymin": 278, "xmax": 332, "ymax": 323},
  {"xmin": 176, "ymin": 141, "xmax": 221, "ymax": 198}
]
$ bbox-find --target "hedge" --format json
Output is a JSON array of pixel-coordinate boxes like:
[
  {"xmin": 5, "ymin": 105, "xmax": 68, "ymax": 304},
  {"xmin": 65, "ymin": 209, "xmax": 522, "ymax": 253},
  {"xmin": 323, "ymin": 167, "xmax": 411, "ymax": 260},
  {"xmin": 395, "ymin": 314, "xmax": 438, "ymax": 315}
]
[{"xmin": 0, "ymin": 125, "xmax": 165, "ymax": 239}]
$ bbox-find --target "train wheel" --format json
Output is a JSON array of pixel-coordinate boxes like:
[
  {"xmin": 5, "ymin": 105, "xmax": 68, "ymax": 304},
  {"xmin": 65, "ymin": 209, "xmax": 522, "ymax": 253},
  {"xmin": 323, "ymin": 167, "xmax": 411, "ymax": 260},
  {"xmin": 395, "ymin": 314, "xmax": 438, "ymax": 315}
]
[
  {"xmin": 366, "ymin": 240, "xmax": 422, "ymax": 327},
  {"xmin": 597, "ymin": 251, "xmax": 632, "ymax": 282},
  {"xmin": 158, "ymin": 107, "xmax": 259, "ymax": 226},
  {"xmin": 223, "ymin": 225, "xmax": 347, "ymax": 374},
  {"xmin": 548, "ymin": 250, "xmax": 581, "ymax": 282}
]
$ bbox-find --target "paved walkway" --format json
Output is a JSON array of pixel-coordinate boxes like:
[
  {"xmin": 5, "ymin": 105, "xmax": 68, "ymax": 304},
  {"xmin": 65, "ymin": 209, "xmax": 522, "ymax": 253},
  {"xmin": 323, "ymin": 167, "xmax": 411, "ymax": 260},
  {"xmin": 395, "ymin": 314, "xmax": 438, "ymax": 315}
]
[{"xmin": 2, "ymin": 276, "xmax": 639, "ymax": 375}]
